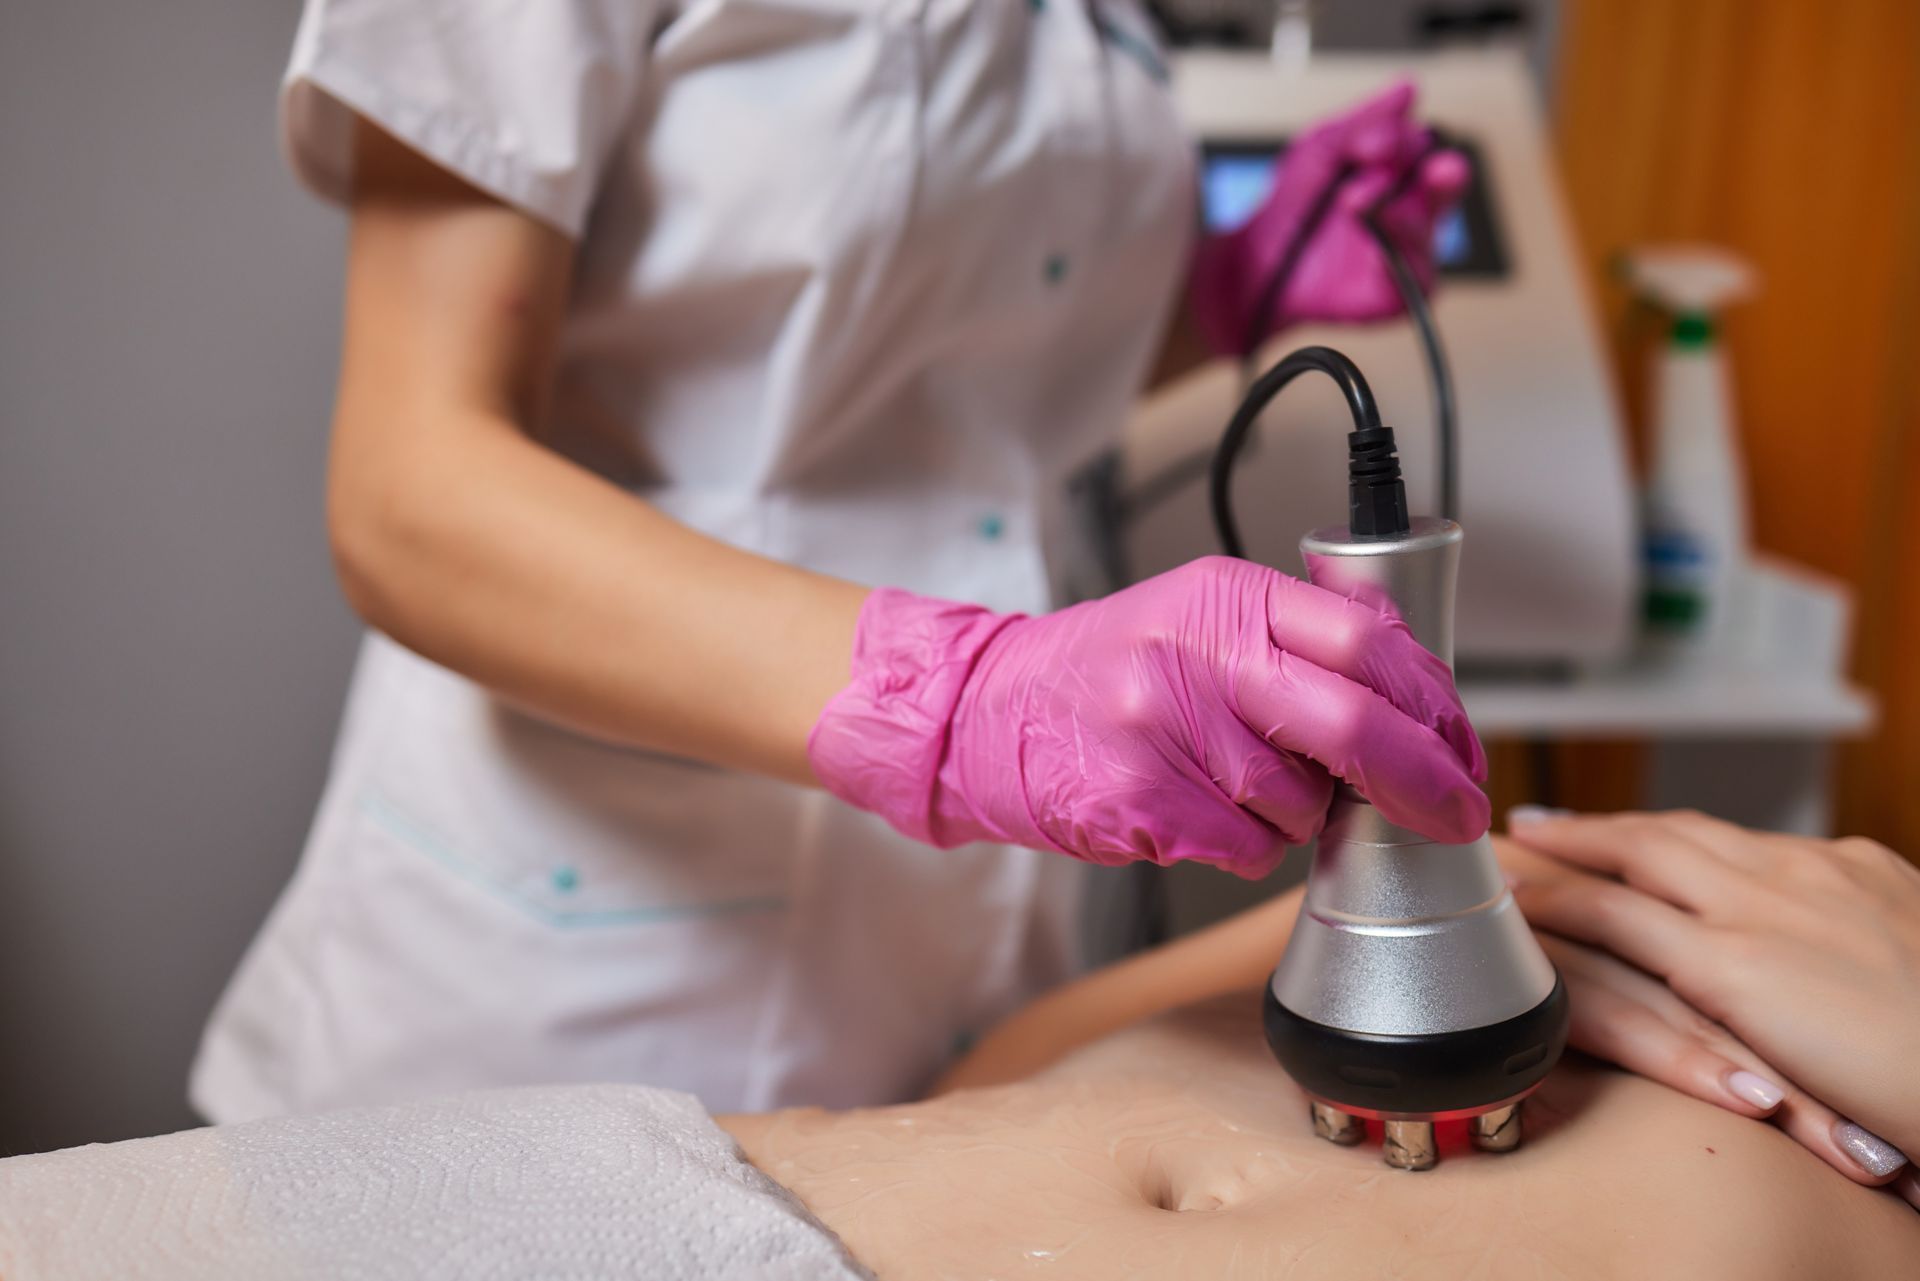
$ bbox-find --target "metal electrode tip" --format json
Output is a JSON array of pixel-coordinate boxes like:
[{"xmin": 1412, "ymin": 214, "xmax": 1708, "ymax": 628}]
[
  {"xmin": 1382, "ymin": 1120, "xmax": 1438, "ymax": 1171},
  {"xmin": 1470, "ymin": 1102, "xmax": 1522, "ymax": 1153},
  {"xmin": 1309, "ymin": 1102, "xmax": 1364, "ymax": 1146}
]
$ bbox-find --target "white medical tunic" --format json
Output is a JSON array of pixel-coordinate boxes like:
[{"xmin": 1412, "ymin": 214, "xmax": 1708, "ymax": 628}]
[{"xmin": 192, "ymin": 0, "xmax": 1196, "ymax": 1122}]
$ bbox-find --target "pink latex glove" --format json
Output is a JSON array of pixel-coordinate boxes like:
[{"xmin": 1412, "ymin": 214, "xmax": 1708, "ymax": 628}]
[
  {"xmin": 808, "ymin": 557, "xmax": 1489, "ymax": 879},
  {"xmin": 1189, "ymin": 80, "xmax": 1471, "ymax": 357}
]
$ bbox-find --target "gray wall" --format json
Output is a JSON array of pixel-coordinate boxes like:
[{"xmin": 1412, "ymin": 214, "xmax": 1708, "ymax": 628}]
[{"xmin": 0, "ymin": 2, "xmax": 358, "ymax": 1153}]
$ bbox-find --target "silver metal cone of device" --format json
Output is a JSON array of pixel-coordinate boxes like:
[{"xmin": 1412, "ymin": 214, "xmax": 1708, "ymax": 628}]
[
  {"xmin": 1273, "ymin": 520, "xmax": 1556, "ymax": 1042},
  {"xmin": 1269, "ymin": 519, "xmax": 1562, "ymax": 1168}
]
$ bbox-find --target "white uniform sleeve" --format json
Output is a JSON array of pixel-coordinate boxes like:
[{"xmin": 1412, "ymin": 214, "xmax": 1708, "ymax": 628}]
[{"xmin": 281, "ymin": 0, "xmax": 662, "ymax": 237}]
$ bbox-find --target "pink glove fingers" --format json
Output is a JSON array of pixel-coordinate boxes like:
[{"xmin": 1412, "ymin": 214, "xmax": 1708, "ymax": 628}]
[
  {"xmin": 809, "ymin": 557, "xmax": 1489, "ymax": 877},
  {"xmin": 1319, "ymin": 79, "xmax": 1415, "ymax": 144},
  {"xmin": 1200, "ymin": 715, "xmax": 1337, "ymax": 845},
  {"xmin": 1343, "ymin": 116, "xmax": 1423, "ymax": 170},
  {"xmin": 1418, "ymin": 149, "xmax": 1472, "ymax": 208},
  {"xmin": 1263, "ymin": 574, "xmax": 1487, "ymax": 780},
  {"xmin": 1188, "ymin": 79, "xmax": 1467, "ymax": 350},
  {"xmin": 1059, "ymin": 765, "xmax": 1288, "ymax": 874},
  {"xmin": 1234, "ymin": 648, "xmax": 1490, "ymax": 843},
  {"xmin": 1368, "ymin": 153, "xmax": 1464, "ymax": 268},
  {"xmin": 1338, "ymin": 167, "xmax": 1398, "ymax": 217},
  {"xmin": 1239, "ymin": 145, "xmax": 1347, "ymax": 286}
]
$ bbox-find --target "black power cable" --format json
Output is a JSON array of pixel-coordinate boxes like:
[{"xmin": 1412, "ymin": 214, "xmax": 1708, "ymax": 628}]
[
  {"xmin": 1208, "ymin": 346, "xmax": 1408, "ymax": 557},
  {"xmin": 1240, "ymin": 161, "xmax": 1359, "ymax": 364},
  {"xmin": 1126, "ymin": 137, "xmax": 1460, "ymax": 541},
  {"xmin": 1362, "ymin": 136, "xmax": 1459, "ymax": 522},
  {"xmin": 1205, "ymin": 141, "xmax": 1460, "ymax": 562},
  {"xmin": 1112, "ymin": 161, "xmax": 1357, "ymax": 531}
]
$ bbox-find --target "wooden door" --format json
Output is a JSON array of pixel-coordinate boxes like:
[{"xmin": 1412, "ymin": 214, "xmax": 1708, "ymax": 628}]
[{"xmin": 1540, "ymin": 0, "xmax": 1920, "ymax": 853}]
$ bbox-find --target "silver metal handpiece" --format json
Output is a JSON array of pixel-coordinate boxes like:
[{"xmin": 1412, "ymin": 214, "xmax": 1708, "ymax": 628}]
[{"xmin": 1263, "ymin": 518, "xmax": 1568, "ymax": 1169}]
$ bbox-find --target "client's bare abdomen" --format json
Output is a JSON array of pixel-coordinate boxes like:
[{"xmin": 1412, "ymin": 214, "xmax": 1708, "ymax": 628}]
[{"xmin": 726, "ymin": 994, "xmax": 1917, "ymax": 1280}]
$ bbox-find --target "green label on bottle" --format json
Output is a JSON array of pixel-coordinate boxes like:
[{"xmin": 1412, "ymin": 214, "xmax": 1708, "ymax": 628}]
[{"xmin": 1644, "ymin": 587, "xmax": 1705, "ymax": 628}]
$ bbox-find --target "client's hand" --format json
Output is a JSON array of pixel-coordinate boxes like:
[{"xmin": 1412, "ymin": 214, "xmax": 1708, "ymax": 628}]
[{"xmin": 1505, "ymin": 809, "xmax": 1920, "ymax": 1209}]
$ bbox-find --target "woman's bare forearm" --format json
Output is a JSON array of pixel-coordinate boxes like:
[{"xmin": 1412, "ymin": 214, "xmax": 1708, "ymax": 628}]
[
  {"xmin": 329, "ymin": 410, "xmax": 866, "ymax": 783},
  {"xmin": 934, "ymin": 884, "xmax": 1305, "ymax": 1093},
  {"xmin": 329, "ymin": 117, "xmax": 864, "ymax": 785}
]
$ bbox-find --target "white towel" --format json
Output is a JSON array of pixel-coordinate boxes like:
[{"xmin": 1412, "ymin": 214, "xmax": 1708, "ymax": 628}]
[{"xmin": 0, "ymin": 1084, "xmax": 871, "ymax": 1280}]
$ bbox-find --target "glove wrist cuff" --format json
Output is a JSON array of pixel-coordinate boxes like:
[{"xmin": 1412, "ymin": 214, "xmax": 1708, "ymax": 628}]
[{"xmin": 807, "ymin": 588, "xmax": 1021, "ymax": 848}]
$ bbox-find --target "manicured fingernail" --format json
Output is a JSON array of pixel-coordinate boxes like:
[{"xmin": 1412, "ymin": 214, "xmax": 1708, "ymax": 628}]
[
  {"xmin": 1724, "ymin": 1070, "xmax": 1784, "ymax": 1111},
  {"xmin": 1834, "ymin": 1121, "xmax": 1909, "ymax": 1177},
  {"xmin": 1507, "ymin": 805, "xmax": 1572, "ymax": 827}
]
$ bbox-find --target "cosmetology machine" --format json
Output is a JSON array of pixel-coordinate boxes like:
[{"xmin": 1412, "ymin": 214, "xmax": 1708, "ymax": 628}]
[
  {"xmin": 1114, "ymin": 49, "xmax": 1636, "ymax": 670},
  {"xmin": 1182, "ymin": 51, "xmax": 1580, "ymax": 1167}
]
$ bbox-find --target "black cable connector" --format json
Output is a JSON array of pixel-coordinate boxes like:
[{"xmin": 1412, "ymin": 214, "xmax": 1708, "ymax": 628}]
[
  {"xmin": 1209, "ymin": 345, "xmax": 1408, "ymax": 557},
  {"xmin": 1344, "ymin": 424, "xmax": 1411, "ymax": 540},
  {"xmin": 1208, "ymin": 135, "xmax": 1457, "ymax": 562}
]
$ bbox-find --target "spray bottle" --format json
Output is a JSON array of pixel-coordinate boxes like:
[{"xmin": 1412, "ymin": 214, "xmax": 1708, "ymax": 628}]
[{"xmin": 1619, "ymin": 246, "xmax": 1757, "ymax": 653}]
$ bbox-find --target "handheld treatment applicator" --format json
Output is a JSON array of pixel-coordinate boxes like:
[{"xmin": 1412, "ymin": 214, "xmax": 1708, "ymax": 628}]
[
  {"xmin": 1209, "ymin": 349, "xmax": 1569, "ymax": 1170},
  {"xmin": 1269, "ymin": 510, "xmax": 1567, "ymax": 1169}
]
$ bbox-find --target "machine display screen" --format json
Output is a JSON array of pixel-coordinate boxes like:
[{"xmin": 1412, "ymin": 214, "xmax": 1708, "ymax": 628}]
[{"xmin": 1200, "ymin": 135, "xmax": 1510, "ymax": 278}]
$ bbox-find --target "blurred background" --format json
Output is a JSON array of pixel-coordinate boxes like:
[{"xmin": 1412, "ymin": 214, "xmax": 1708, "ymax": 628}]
[{"xmin": 2, "ymin": 0, "xmax": 1915, "ymax": 1156}]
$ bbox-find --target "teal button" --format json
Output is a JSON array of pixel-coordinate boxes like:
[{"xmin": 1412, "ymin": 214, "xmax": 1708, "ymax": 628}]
[
  {"xmin": 551, "ymin": 866, "xmax": 580, "ymax": 893},
  {"xmin": 977, "ymin": 513, "xmax": 1005, "ymax": 541},
  {"xmin": 1043, "ymin": 252, "xmax": 1069, "ymax": 285}
]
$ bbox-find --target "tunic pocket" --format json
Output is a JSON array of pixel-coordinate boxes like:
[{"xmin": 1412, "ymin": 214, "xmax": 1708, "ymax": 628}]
[{"xmin": 354, "ymin": 640, "xmax": 801, "ymax": 930}]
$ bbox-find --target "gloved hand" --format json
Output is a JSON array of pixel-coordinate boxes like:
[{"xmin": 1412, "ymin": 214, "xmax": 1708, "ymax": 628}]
[
  {"xmin": 1188, "ymin": 80, "xmax": 1470, "ymax": 357},
  {"xmin": 808, "ymin": 557, "xmax": 1488, "ymax": 879}
]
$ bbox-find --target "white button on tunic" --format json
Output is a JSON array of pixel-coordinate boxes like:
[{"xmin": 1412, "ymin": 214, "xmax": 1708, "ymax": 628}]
[{"xmin": 193, "ymin": 0, "xmax": 1196, "ymax": 1122}]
